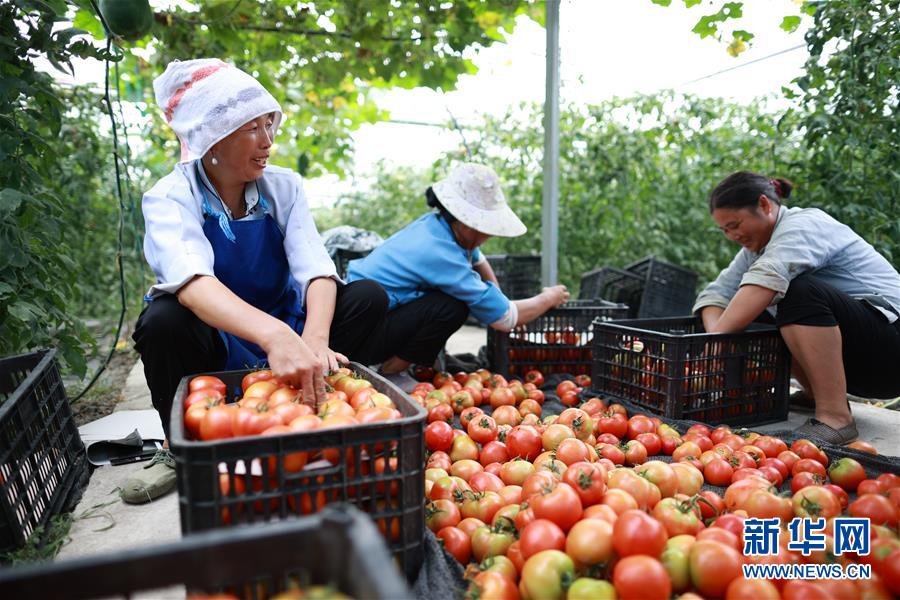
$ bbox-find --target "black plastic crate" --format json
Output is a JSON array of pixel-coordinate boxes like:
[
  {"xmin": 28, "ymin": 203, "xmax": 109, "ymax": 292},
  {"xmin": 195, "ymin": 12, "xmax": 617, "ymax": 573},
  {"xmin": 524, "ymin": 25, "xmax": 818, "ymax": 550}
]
[
  {"xmin": 625, "ymin": 256, "xmax": 698, "ymax": 318},
  {"xmin": 485, "ymin": 254, "xmax": 542, "ymax": 299},
  {"xmin": 591, "ymin": 317, "xmax": 790, "ymax": 426},
  {"xmin": 0, "ymin": 504, "xmax": 410, "ymax": 599},
  {"xmin": 0, "ymin": 350, "xmax": 89, "ymax": 556},
  {"xmin": 169, "ymin": 362, "xmax": 425, "ymax": 581},
  {"xmin": 487, "ymin": 300, "xmax": 630, "ymax": 377},
  {"xmin": 578, "ymin": 267, "xmax": 644, "ymax": 313}
]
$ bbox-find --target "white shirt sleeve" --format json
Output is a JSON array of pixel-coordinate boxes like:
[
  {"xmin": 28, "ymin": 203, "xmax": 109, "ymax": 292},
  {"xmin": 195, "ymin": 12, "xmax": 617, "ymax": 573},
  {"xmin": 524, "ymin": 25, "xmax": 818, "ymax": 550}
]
[
  {"xmin": 142, "ymin": 168, "xmax": 216, "ymax": 298},
  {"xmin": 278, "ymin": 171, "xmax": 339, "ymax": 306},
  {"xmin": 489, "ymin": 301, "xmax": 519, "ymax": 332}
]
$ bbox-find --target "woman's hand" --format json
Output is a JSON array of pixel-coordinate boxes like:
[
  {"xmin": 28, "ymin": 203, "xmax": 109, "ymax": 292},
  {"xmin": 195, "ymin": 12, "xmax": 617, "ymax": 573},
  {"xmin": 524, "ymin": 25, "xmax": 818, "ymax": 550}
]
[
  {"xmin": 542, "ymin": 285, "xmax": 570, "ymax": 308},
  {"xmin": 263, "ymin": 324, "xmax": 329, "ymax": 408},
  {"xmin": 302, "ymin": 333, "xmax": 348, "ymax": 374}
]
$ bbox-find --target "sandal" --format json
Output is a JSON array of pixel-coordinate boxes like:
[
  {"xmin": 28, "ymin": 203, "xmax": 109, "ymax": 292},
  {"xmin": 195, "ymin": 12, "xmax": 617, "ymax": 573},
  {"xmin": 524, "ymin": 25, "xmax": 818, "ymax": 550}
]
[{"xmin": 793, "ymin": 418, "xmax": 859, "ymax": 445}]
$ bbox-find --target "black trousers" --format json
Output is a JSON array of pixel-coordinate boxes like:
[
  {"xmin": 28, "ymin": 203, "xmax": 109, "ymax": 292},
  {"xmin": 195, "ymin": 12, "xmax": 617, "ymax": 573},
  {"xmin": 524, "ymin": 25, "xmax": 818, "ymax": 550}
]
[
  {"xmin": 353, "ymin": 290, "xmax": 470, "ymax": 367},
  {"xmin": 775, "ymin": 273, "xmax": 900, "ymax": 399},
  {"xmin": 134, "ymin": 282, "xmax": 468, "ymax": 436},
  {"xmin": 133, "ymin": 280, "xmax": 388, "ymax": 437}
]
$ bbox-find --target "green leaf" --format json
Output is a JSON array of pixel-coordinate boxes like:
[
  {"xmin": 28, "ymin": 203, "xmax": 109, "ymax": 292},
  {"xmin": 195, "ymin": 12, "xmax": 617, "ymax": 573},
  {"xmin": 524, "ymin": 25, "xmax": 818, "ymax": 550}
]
[
  {"xmin": 733, "ymin": 30, "xmax": 754, "ymax": 42},
  {"xmin": 651, "ymin": 0, "xmax": 673, "ymax": 6},
  {"xmin": 780, "ymin": 15, "xmax": 802, "ymax": 33},
  {"xmin": 683, "ymin": 0, "xmax": 702, "ymax": 6},
  {"xmin": 0, "ymin": 188, "xmax": 29, "ymax": 214}
]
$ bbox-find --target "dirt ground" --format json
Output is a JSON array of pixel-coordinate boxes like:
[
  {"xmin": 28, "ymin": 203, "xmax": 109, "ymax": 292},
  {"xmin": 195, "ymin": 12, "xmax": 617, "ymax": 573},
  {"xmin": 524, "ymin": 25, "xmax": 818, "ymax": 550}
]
[{"xmin": 69, "ymin": 343, "xmax": 140, "ymax": 427}]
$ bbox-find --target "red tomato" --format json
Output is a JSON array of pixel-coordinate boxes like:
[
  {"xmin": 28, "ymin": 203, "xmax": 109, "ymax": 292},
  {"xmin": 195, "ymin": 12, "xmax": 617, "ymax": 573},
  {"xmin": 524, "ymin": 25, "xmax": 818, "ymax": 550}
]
[
  {"xmin": 426, "ymin": 499, "xmax": 461, "ymax": 531},
  {"xmin": 792, "ymin": 486, "xmax": 842, "ymax": 519},
  {"xmin": 690, "ymin": 540, "xmax": 742, "ymax": 597},
  {"xmin": 436, "ymin": 526, "xmax": 471, "ymax": 564},
  {"xmin": 846, "ymin": 440, "xmax": 878, "ymax": 455},
  {"xmin": 506, "ymin": 425, "xmax": 543, "ymax": 462},
  {"xmin": 704, "ymin": 457, "xmax": 734, "ymax": 486},
  {"xmin": 826, "ymin": 457, "xmax": 867, "ymax": 492},
  {"xmin": 524, "ymin": 369, "xmax": 545, "ymax": 387},
  {"xmin": 613, "ymin": 555, "xmax": 671, "ymax": 600},
  {"xmin": 529, "ymin": 482, "xmax": 583, "ymax": 531},
  {"xmin": 823, "ymin": 484, "xmax": 850, "ymax": 510},
  {"xmin": 183, "ymin": 387, "xmax": 225, "ymax": 411},
  {"xmin": 200, "ymin": 404, "xmax": 234, "ymax": 440},
  {"xmin": 189, "ymin": 374, "xmax": 227, "ymax": 396},
  {"xmin": 612, "ymin": 509, "xmax": 667, "ymax": 558},
  {"xmin": 849, "ymin": 493, "xmax": 899, "ymax": 526},
  {"xmin": 792, "ymin": 457, "xmax": 827, "ymax": 478},
  {"xmin": 519, "ymin": 518, "xmax": 566, "ymax": 559},
  {"xmin": 425, "ymin": 420, "xmax": 454, "ymax": 452},
  {"xmin": 698, "ymin": 490, "xmax": 725, "ymax": 520},
  {"xmin": 635, "ymin": 432, "xmax": 662, "ymax": 456},
  {"xmin": 754, "ymin": 435, "xmax": 788, "ymax": 458},
  {"xmin": 468, "ymin": 415, "xmax": 499, "ymax": 445},
  {"xmin": 791, "ymin": 470, "xmax": 825, "ymax": 494},
  {"xmin": 240, "ymin": 370, "xmax": 274, "ymax": 393},
  {"xmin": 561, "ymin": 462, "xmax": 606, "ymax": 506},
  {"xmin": 467, "ymin": 571, "xmax": 518, "ymax": 600}
]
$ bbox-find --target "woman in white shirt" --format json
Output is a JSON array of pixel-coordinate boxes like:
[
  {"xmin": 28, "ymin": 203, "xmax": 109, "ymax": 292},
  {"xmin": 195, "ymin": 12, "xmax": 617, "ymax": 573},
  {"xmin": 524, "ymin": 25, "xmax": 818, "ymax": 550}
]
[
  {"xmin": 695, "ymin": 170, "xmax": 900, "ymax": 444},
  {"xmin": 132, "ymin": 59, "xmax": 388, "ymax": 436}
]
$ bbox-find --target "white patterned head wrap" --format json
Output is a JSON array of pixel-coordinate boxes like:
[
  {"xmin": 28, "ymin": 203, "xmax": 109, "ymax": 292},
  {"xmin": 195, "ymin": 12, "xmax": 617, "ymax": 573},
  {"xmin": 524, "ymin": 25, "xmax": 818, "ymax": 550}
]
[{"xmin": 153, "ymin": 58, "xmax": 283, "ymax": 162}]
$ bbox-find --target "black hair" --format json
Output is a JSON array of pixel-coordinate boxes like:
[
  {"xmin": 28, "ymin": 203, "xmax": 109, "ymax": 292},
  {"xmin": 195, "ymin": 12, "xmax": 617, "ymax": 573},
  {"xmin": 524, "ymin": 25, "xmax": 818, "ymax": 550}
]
[
  {"xmin": 709, "ymin": 170, "xmax": 794, "ymax": 213},
  {"xmin": 425, "ymin": 186, "xmax": 457, "ymax": 224}
]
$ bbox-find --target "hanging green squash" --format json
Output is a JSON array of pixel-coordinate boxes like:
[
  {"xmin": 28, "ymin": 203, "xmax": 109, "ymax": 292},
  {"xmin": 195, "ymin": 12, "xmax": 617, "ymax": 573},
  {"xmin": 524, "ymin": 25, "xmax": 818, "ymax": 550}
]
[{"xmin": 98, "ymin": 0, "xmax": 154, "ymax": 42}]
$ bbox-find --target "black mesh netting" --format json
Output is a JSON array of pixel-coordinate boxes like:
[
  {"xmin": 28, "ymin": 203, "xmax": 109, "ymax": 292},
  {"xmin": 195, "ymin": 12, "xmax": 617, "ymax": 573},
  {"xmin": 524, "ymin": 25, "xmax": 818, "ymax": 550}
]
[{"xmin": 411, "ymin": 361, "xmax": 900, "ymax": 596}]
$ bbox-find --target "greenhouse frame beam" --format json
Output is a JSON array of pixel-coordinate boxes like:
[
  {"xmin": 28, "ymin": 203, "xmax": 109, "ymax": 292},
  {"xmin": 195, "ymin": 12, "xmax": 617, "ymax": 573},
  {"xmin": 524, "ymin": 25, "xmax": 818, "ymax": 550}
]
[{"xmin": 541, "ymin": 0, "xmax": 560, "ymax": 286}]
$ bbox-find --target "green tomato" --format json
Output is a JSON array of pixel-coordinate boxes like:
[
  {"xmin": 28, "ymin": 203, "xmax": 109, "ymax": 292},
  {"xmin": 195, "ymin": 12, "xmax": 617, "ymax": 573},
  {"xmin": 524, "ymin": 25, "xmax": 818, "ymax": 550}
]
[
  {"xmin": 521, "ymin": 550, "xmax": 575, "ymax": 600},
  {"xmin": 566, "ymin": 577, "xmax": 616, "ymax": 599},
  {"xmin": 660, "ymin": 547, "xmax": 691, "ymax": 593}
]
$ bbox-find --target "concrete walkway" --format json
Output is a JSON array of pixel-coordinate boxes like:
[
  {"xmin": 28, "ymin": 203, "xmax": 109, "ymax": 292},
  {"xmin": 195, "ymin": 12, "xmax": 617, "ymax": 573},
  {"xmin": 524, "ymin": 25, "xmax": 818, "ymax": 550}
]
[{"xmin": 57, "ymin": 324, "xmax": 899, "ymax": 568}]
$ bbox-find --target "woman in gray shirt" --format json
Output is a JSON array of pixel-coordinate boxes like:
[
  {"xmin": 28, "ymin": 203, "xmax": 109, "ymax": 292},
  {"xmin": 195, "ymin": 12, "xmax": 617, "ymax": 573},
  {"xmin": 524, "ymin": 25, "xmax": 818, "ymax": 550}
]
[{"xmin": 694, "ymin": 170, "xmax": 900, "ymax": 445}]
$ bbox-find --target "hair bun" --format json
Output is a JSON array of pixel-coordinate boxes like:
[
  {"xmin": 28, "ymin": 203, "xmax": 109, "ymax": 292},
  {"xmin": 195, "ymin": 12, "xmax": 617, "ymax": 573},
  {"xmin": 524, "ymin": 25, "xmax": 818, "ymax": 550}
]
[{"xmin": 771, "ymin": 177, "xmax": 794, "ymax": 199}]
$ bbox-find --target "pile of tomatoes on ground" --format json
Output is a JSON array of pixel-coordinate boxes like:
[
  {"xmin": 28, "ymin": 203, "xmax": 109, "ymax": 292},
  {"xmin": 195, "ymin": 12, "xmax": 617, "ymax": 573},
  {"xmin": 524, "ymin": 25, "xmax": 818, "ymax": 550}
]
[
  {"xmin": 417, "ymin": 368, "xmax": 900, "ymax": 600},
  {"xmin": 183, "ymin": 367, "xmax": 401, "ymax": 443}
]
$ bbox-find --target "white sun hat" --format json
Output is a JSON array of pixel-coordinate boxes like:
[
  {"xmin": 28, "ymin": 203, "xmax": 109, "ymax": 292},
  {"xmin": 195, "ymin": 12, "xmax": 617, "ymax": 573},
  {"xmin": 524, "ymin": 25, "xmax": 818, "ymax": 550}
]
[
  {"xmin": 431, "ymin": 163, "xmax": 527, "ymax": 237},
  {"xmin": 153, "ymin": 58, "xmax": 283, "ymax": 163}
]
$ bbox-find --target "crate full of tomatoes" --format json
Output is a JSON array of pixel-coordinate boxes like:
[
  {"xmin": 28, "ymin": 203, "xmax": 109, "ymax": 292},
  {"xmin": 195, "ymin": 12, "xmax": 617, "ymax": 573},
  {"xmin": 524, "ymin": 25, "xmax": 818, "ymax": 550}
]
[
  {"xmin": 170, "ymin": 362, "xmax": 426, "ymax": 581},
  {"xmin": 591, "ymin": 316, "xmax": 791, "ymax": 426},
  {"xmin": 487, "ymin": 300, "xmax": 629, "ymax": 378}
]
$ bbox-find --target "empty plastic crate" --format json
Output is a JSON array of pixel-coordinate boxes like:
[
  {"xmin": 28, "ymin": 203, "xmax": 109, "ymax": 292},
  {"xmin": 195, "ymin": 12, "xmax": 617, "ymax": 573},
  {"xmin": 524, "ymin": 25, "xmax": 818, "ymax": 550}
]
[
  {"xmin": 0, "ymin": 504, "xmax": 410, "ymax": 599},
  {"xmin": 625, "ymin": 256, "xmax": 698, "ymax": 318},
  {"xmin": 485, "ymin": 254, "xmax": 542, "ymax": 299},
  {"xmin": 579, "ymin": 267, "xmax": 645, "ymax": 312},
  {"xmin": 591, "ymin": 317, "xmax": 790, "ymax": 426},
  {"xmin": 0, "ymin": 350, "xmax": 89, "ymax": 556},
  {"xmin": 169, "ymin": 362, "xmax": 425, "ymax": 581},
  {"xmin": 487, "ymin": 300, "xmax": 629, "ymax": 377}
]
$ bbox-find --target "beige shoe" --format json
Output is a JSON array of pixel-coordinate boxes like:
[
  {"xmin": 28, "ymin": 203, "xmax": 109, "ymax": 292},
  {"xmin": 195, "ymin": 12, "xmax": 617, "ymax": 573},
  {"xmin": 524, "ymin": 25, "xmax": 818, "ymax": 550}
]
[{"xmin": 120, "ymin": 449, "xmax": 176, "ymax": 504}]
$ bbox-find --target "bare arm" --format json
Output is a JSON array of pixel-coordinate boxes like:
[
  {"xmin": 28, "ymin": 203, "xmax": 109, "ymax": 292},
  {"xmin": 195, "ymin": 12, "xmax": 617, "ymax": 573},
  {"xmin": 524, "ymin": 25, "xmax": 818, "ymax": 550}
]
[
  {"xmin": 512, "ymin": 285, "xmax": 570, "ymax": 326},
  {"xmin": 707, "ymin": 284, "xmax": 776, "ymax": 333},
  {"xmin": 700, "ymin": 306, "xmax": 725, "ymax": 332},
  {"xmin": 177, "ymin": 275, "xmax": 326, "ymax": 406},
  {"xmin": 301, "ymin": 277, "xmax": 347, "ymax": 372},
  {"xmin": 474, "ymin": 260, "xmax": 500, "ymax": 287}
]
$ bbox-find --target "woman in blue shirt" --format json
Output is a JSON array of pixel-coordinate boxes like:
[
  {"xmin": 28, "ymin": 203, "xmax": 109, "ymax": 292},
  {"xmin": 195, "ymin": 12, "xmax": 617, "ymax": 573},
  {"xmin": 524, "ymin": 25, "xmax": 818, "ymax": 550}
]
[
  {"xmin": 348, "ymin": 163, "xmax": 569, "ymax": 375},
  {"xmin": 695, "ymin": 170, "xmax": 900, "ymax": 444}
]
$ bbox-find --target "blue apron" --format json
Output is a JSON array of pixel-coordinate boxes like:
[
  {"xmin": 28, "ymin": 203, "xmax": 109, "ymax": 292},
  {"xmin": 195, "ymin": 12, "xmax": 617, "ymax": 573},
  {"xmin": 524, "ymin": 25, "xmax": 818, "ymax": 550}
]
[{"xmin": 198, "ymin": 181, "xmax": 306, "ymax": 370}]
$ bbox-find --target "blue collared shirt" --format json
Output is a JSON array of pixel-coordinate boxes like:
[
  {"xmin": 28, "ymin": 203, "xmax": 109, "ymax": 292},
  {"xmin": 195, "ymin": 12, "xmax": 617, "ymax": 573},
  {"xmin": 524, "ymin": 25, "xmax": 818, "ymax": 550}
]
[
  {"xmin": 694, "ymin": 205, "xmax": 900, "ymax": 322},
  {"xmin": 346, "ymin": 212, "xmax": 511, "ymax": 324}
]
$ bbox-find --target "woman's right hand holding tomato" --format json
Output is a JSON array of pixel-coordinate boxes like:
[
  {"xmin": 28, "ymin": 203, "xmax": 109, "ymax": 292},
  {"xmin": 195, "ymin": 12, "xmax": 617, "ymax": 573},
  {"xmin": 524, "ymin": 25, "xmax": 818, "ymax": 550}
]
[{"xmin": 262, "ymin": 322, "xmax": 328, "ymax": 408}]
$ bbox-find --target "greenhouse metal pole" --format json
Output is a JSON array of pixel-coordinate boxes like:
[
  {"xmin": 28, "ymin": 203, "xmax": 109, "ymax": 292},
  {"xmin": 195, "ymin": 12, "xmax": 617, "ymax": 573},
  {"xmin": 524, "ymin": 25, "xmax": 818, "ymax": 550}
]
[{"xmin": 542, "ymin": 0, "xmax": 560, "ymax": 287}]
